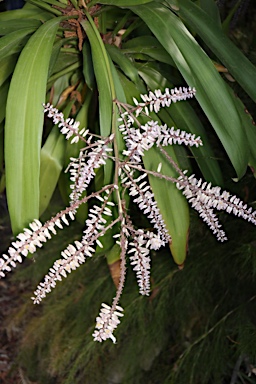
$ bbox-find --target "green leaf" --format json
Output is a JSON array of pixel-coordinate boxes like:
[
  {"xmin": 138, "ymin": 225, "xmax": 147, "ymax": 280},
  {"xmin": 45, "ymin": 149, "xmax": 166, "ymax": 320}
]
[
  {"xmin": 82, "ymin": 41, "xmax": 95, "ymax": 90},
  {"xmin": 106, "ymin": 44, "xmax": 140, "ymax": 84},
  {"xmin": 25, "ymin": 0, "xmax": 62, "ymax": 15},
  {"xmin": 137, "ymin": 64, "xmax": 223, "ymax": 185},
  {"xmin": 88, "ymin": 0, "xmax": 153, "ymax": 6},
  {"xmin": 122, "ymin": 36, "xmax": 175, "ymax": 66},
  {"xmin": 0, "ymin": 3, "xmax": 54, "ymax": 21},
  {"xmin": 144, "ymin": 145, "xmax": 190, "ymax": 265},
  {"xmin": 80, "ymin": 18, "xmax": 113, "ymax": 138},
  {"xmin": 0, "ymin": 29, "xmax": 36, "ymax": 59},
  {"xmin": 48, "ymin": 38, "xmax": 74, "ymax": 78},
  {"xmin": 81, "ymin": 16, "xmax": 115, "ymax": 185},
  {"xmin": 174, "ymin": 0, "xmax": 256, "ymax": 102},
  {"xmin": 5, "ymin": 16, "xmax": 66, "ymax": 235},
  {"xmin": 0, "ymin": 54, "xmax": 19, "ymax": 87},
  {"xmin": 130, "ymin": 3, "xmax": 248, "ymax": 179},
  {"xmin": 0, "ymin": 19, "xmax": 42, "ymax": 35},
  {"xmin": 198, "ymin": 0, "xmax": 221, "ymax": 26}
]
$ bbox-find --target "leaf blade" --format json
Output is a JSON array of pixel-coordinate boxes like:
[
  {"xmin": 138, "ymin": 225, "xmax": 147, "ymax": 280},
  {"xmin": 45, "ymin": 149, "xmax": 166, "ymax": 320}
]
[
  {"xmin": 5, "ymin": 16, "xmax": 65, "ymax": 234},
  {"xmin": 130, "ymin": 3, "xmax": 248, "ymax": 178}
]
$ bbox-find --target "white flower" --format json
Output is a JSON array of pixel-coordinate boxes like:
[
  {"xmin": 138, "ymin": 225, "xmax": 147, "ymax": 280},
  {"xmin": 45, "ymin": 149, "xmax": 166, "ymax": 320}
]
[{"xmin": 93, "ymin": 303, "xmax": 124, "ymax": 343}]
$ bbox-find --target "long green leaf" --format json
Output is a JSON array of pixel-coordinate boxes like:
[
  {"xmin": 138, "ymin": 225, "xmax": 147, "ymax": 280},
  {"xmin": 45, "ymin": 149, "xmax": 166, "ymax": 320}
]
[
  {"xmin": 130, "ymin": 3, "xmax": 248, "ymax": 179},
  {"xmin": 0, "ymin": 19, "xmax": 41, "ymax": 35},
  {"xmin": 0, "ymin": 4, "xmax": 54, "ymax": 21},
  {"xmin": 174, "ymin": 0, "xmax": 256, "ymax": 102},
  {"xmin": 5, "ymin": 16, "xmax": 66, "ymax": 235},
  {"xmin": 0, "ymin": 29, "xmax": 36, "ymax": 59},
  {"xmin": 122, "ymin": 35, "xmax": 175, "ymax": 66},
  {"xmin": 144, "ymin": 145, "xmax": 190, "ymax": 265},
  {"xmin": 0, "ymin": 54, "xmax": 19, "ymax": 87},
  {"xmin": 106, "ymin": 44, "xmax": 140, "ymax": 84},
  {"xmin": 81, "ymin": 16, "xmax": 114, "ymax": 185}
]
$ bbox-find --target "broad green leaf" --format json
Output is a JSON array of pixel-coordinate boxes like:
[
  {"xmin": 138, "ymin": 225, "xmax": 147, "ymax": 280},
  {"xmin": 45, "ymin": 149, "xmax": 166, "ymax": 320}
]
[
  {"xmin": 0, "ymin": 54, "xmax": 19, "ymax": 87},
  {"xmin": 0, "ymin": 19, "xmax": 41, "ymax": 35},
  {"xmin": 122, "ymin": 36, "xmax": 175, "ymax": 66},
  {"xmin": 130, "ymin": 3, "xmax": 248, "ymax": 179},
  {"xmin": 24, "ymin": 0, "xmax": 62, "ymax": 15},
  {"xmin": 5, "ymin": 16, "xmax": 66, "ymax": 235},
  {"xmin": 0, "ymin": 29, "xmax": 36, "ymax": 59},
  {"xmin": 144, "ymin": 145, "xmax": 190, "ymax": 265},
  {"xmin": 0, "ymin": 4, "xmax": 54, "ymax": 21},
  {"xmin": 224, "ymin": 87, "xmax": 256, "ymax": 175},
  {"xmin": 174, "ymin": 0, "xmax": 256, "ymax": 102},
  {"xmin": 199, "ymin": 0, "xmax": 221, "ymax": 26}
]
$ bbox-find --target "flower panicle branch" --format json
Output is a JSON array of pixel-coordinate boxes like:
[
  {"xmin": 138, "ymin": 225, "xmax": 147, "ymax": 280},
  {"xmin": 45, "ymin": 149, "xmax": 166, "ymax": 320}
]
[
  {"xmin": 127, "ymin": 229, "xmax": 154, "ymax": 296},
  {"xmin": 117, "ymin": 106, "xmax": 202, "ymax": 163},
  {"xmin": 132, "ymin": 86, "xmax": 196, "ymax": 116},
  {"xmin": 120, "ymin": 168, "xmax": 170, "ymax": 245},
  {"xmin": 43, "ymin": 103, "xmax": 90, "ymax": 144},
  {"xmin": 32, "ymin": 186, "xmax": 120, "ymax": 304},
  {"xmin": 68, "ymin": 134, "xmax": 115, "ymax": 204},
  {"xmin": 93, "ymin": 224, "xmax": 127, "ymax": 343},
  {"xmin": 4, "ymin": 85, "xmax": 256, "ymax": 344},
  {"xmin": 0, "ymin": 185, "xmax": 115, "ymax": 279},
  {"xmin": 92, "ymin": 303, "xmax": 124, "ymax": 344},
  {"xmin": 176, "ymin": 171, "xmax": 256, "ymax": 241}
]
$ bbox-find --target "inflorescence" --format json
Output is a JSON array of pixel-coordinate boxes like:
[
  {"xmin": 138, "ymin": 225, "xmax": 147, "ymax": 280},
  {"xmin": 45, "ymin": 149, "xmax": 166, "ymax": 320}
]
[{"xmin": 1, "ymin": 86, "xmax": 256, "ymax": 343}]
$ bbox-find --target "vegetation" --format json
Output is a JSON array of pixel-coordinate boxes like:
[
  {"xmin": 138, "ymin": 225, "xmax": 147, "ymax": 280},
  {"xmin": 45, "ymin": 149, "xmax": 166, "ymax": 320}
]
[{"xmin": 0, "ymin": 0, "xmax": 256, "ymax": 382}]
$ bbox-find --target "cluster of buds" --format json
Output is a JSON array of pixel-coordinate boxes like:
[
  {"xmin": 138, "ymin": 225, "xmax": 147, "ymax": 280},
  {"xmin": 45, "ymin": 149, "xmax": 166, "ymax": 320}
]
[{"xmin": 1, "ymin": 86, "xmax": 256, "ymax": 344}]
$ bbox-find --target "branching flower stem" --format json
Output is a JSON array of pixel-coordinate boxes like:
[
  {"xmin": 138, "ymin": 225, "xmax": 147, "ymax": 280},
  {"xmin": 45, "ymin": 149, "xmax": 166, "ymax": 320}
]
[{"xmin": 2, "ymin": 85, "xmax": 256, "ymax": 344}]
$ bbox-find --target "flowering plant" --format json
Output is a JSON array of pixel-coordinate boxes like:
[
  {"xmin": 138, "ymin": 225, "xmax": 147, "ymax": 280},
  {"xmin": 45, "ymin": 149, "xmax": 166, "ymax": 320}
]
[
  {"xmin": 1, "ymin": 0, "xmax": 256, "ymax": 356},
  {"xmin": 2, "ymin": 86, "xmax": 256, "ymax": 344}
]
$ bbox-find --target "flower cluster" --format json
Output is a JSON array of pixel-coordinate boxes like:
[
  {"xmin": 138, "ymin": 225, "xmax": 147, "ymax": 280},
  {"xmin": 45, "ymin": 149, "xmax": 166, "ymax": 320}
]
[
  {"xmin": 43, "ymin": 103, "xmax": 88, "ymax": 142},
  {"xmin": 92, "ymin": 303, "xmax": 124, "ymax": 343},
  {"xmin": 68, "ymin": 134, "xmax": 114, "ymax": 204},
  {"xmin": 119, "ymin": 116, "xmax": 202, "ymax": 163},
  {"xmin": 32, "ymin": 187, "xmax": 119, "ymax": 304},
  {"xmin": 2, "ymin": 86, "xmax": 256, "ymax": 344},
  {"xmin": 132, "ymin": 86, "xmax": 196, "ymax": 115},
  {"xmin": 176, "ymin": 171, "xmax": 256, "ymax": 241},
  {"xmin": 120, "ymin": 169, "xmax": 170, "ymax": 246}
]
